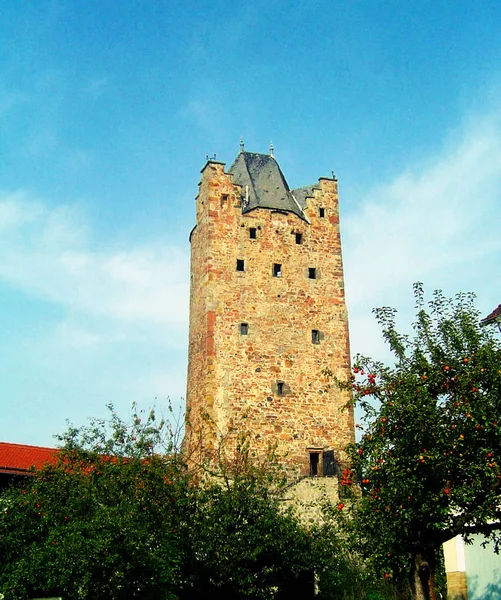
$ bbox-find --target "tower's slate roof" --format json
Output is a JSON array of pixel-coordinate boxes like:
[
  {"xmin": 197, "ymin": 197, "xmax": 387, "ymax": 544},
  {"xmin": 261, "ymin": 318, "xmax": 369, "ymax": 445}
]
[
  {"xmin": 291, "ymin": 185, "xmax": 319, "ymax": 209},
  {"xmin": 229, "ymin": 151, "xmax": 308, "ymax": 222}
]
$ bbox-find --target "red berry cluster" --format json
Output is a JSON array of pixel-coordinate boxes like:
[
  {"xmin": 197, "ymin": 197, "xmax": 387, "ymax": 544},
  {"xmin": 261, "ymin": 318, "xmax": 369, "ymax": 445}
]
[{"xmin": 339, "ymin": 467, "xmax": 355, "ymax": 486}]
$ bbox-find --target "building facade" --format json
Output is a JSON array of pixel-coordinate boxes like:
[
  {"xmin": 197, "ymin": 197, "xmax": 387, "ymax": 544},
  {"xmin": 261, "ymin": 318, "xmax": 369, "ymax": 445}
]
[{"xmin": 185, "ymin": 147, "xmax": 354, "ymax": 478}]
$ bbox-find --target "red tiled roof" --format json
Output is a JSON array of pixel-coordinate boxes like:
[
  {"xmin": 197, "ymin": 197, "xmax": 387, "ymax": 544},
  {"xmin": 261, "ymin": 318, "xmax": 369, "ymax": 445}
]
[
  {"xmin": 480, "ymin": 303, "xmax": 501, "ymax": 326},
  {"xmin": 0, "ymin": 442, "xmax": 58, "ymax": 475}
]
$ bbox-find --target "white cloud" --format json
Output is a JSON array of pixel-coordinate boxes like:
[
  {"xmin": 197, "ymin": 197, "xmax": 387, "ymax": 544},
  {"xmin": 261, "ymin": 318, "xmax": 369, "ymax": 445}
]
[
  {"xmin": 343, "ymin": 110, "xmax": 501, "ymax": 363},
  {"xmin": 0, "ymin": 192, "xmax": 190, "ymax": 327},
  {"xmin": 0, "ymin": 193, "xmax": 190, "ymax": 446}
]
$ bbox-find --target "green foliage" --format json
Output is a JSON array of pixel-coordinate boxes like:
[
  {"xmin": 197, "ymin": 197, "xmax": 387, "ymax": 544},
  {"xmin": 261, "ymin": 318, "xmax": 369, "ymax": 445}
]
[
  {"xmin": 178, "ymin": 463, "xmax": 315, "ymax": 599},
  {"xmin": 0, "ymin": 405, "xmax": 183, "ymax": 600},
  {"xmin": 311, "ymin": 519, "xmax": 400, "ymax": 600},
  {"xmin": 0, "ymin": 405, "xmax": 365, "ymax": 600},
  {"xmin": 338, "ymin": 285, "xmax": 501, "ymax": 597}
]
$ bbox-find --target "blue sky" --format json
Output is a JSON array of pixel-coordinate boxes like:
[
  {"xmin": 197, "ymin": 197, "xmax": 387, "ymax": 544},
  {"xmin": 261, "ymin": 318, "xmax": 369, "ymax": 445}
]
[{"xmin": 2, "ymin": 1, "xmax": 501, "ymax": 446}]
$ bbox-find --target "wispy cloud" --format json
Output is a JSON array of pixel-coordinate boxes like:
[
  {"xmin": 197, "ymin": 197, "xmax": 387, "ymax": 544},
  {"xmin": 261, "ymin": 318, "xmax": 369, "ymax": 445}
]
[
  {"xmin": 343, "ymin": 110, "xmax": 501, "ymax": 361},
  {"xmin": 0, "ymin": 192, "xmax": 190, "ymax": 326},
  {"xmin": 0, "ymin": 192, "xmax": 190, "ymax": 445}
]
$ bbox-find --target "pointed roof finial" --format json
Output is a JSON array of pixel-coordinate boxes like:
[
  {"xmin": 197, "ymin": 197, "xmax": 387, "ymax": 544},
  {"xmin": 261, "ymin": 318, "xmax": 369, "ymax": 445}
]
[
  {"xmin": 240, "ymin": 138, "xmax": 245, "ymax": 153},
  {"xmin": 269, "ymin": 141, "xmax": 274, "ymax": 157}
]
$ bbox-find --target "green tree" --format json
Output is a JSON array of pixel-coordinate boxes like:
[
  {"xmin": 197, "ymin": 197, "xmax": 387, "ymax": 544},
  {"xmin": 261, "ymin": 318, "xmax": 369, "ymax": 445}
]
[
  {"xmin": 177, "ymin": 433, "xmax": 322, "ymax": 600},
  {"xmin": 1, "ymin": 406, "xmax": 361, "ymax": 600},
  {"xmin": 177, "ymin": 430, "xmax": 386, "ymax": 600},
  {"xmin": 337, "ymin": 285, "xmax": 501, "ymax": 600},
  {"xmin": 0, "ymin": 405, "xmax": 184, "ymax": 600}
]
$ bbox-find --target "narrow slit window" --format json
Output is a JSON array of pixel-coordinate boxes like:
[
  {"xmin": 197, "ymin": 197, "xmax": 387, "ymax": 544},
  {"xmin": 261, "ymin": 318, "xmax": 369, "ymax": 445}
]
[
  {"xmin": 240, "ymin": 323, "xmax": 248, "ymax": 335},
  {"xmin": 309, "ymin": 452, "xmax": 320, "ymax": 477},
  {"xmin": 319, "ymin": 207, "xmax": 325, "ymax": 218},
  {"xmin": 295, "ymin": 232, "xmax": 302, "ymax": 244},
  {"xmin": 236, "ymin": 259, "xmax": 245, "ymax": 272},
  {"xmin": 312, "ymin": 329, "xmax": 320, "ymax": 344},
  {"xmin": 308, "ymin": 267, "xmax": 317, "ymax": 279},
  {"xmin": 221, "ymin": 194, "xmax": 229, "ymax": 207},
  {"xmin": 249, "ymin": 227, "xmax": 257, "ymax": 239},
  {"xmin": 277, "ymin": 381, "xmax": 284, "ymax": 396},
  {"xmin": 273, "ymin": 263, "xmax": 282, "ymax": 277}
]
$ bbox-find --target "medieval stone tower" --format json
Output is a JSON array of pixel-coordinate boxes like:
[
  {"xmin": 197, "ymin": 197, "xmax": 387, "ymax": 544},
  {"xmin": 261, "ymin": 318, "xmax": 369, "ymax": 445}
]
[{"xmin": 186, "ymin": 146, "xmax": 354, "ymax": 478}]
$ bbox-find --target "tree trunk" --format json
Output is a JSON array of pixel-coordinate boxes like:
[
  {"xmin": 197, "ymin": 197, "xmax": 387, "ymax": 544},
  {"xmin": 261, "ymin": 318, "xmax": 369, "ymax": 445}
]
[{"xmin": 411, "ymin": 552, "xmax": 437, "ymax": 600}]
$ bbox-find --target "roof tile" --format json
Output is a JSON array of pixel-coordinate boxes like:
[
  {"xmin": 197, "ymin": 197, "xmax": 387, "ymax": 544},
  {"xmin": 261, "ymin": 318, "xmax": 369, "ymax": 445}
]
[
  {"xmin": 480, "ymin": 304, "xmax": 501, "ymax": 326},
  {"xmin": 0, "ymin": 442, "xmax": 58, "ymax": 474}
]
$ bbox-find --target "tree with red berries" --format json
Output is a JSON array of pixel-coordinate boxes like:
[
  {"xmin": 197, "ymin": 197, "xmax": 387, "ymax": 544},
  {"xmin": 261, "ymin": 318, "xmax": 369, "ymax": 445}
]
[{"xmin": 338, "ymin": 285, "xmax": 501, "ymax": 600}]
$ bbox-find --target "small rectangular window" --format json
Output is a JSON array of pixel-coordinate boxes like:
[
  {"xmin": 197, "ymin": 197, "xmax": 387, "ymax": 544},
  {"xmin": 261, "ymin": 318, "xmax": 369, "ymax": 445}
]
[
  {"xmin": 273, "ymin": 263, "xmax": 282, "ymax": 277},
  {"xmin": 236, "ymin": 259, "xmax": 245, "ymax": 271},
  {"xmin": 277, "ymin": 381, "xmax": 284, "ymax": 396},
  {"xmin": 308, "ymin": 267, "xmax": 317, "ymax": 279},
  {"xmin": 295, "ymin": 232, "xmax": 302, "ymax": 244},
  {"xmin": 319, "ymin": 207, "xmax": 325, "ymax": 218},
  {"xmin": 312, "ymin": 329, "xmax": 320, "ymax": 344},
  {"xmin": 240, "ymin": 323, "xmax": 248, "ymax": 335},
  {"xmin": 249, "ymin": 228, "xmax": 257, "ymax": 239}
]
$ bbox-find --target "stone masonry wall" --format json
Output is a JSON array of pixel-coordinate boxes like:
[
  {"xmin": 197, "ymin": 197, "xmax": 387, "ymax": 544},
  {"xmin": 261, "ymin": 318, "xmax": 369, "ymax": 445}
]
[{"xmin": 186, "ymin": 159, "xmax": 354, "ymax": 477}]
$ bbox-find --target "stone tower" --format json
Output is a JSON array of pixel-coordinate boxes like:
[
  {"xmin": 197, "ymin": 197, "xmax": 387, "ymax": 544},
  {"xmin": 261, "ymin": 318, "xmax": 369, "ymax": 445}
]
[{"xmin": 186, "ymin": 147, "xmax": 354, "ymax": 478}]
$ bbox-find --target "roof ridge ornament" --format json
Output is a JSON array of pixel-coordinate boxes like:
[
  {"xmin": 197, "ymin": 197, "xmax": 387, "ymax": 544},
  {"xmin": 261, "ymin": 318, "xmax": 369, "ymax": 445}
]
[
  {"xmin": 240, "ymin": 138, "xmax": 245, "ymax": 153},
  {"xmin": 269, "ymin": 141, "xmax": 274, "ymax": 157}
]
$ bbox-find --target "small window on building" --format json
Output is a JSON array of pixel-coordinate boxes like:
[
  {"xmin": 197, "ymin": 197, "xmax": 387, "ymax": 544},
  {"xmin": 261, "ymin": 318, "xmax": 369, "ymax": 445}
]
[
  {"xmin": 277, "ymin": 381, "xmax": 284, "ymax": 396},
  {"xmin": 319, "ymin": 207, "xmax": 325, "ymax": 218},
  {"xmin": 221, "ymin": 194, "xmax": 229, "ymax": 206},
  {"xmin": 308, "ymin": 267, "xmax": 317, "ymax": 279},
  {"xmin": 236, "ymin": 259, "xmax": 245, "ymax": 272},
  {"xmin": 273, "ymin": 263, "xmax": 282, "ymax": 277},
  {"xmin": 312, "ymin": 329, "xmax": 320, "ymax": 344},
  {"xmin": 295, "ymin": 232, "xmax": 303, "ymax": 244},
  {"xmin": 249, "ymin": 227, "xmax": 257, "ymax": 239},
  {"xmin": 240, "ymin": 323, "xmax": 248, "ymax": 335},
  {"xmin": 309, "ymin": 452, "xmax": 320, "ymax": 476}
]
